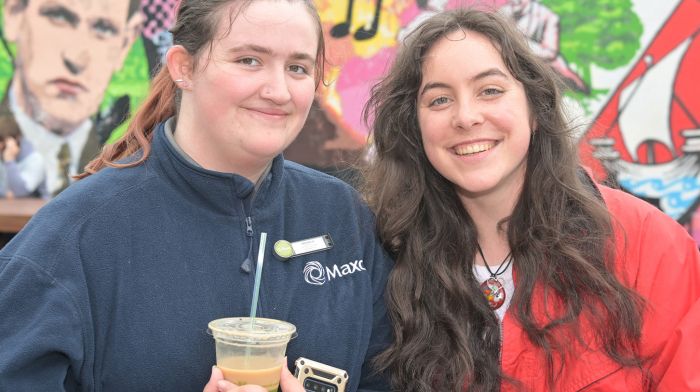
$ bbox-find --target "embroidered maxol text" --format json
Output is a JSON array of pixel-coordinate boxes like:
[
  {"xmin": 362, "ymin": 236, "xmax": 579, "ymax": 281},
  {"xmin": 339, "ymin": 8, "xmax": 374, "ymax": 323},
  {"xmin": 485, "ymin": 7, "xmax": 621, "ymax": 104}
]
[{"xmin": 303, "ymin": 260, "xmax": 366, "ymax": 285}]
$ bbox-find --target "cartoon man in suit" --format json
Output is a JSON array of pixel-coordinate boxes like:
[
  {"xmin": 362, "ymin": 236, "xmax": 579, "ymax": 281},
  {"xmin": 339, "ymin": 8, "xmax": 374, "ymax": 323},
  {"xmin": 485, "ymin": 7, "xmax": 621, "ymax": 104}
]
[{"xmin": 0, "ymin": 0, "xmax": 143, "ymax": 196}]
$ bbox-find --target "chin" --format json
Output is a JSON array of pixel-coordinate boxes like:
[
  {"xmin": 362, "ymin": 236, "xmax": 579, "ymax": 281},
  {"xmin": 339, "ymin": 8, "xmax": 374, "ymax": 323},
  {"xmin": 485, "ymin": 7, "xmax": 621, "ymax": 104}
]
[
  {"xmin": 45, "ymin": 104, "xmax": 90, "ymax": 121},
  {"xmin": 254, "ymin": 139, "xmax": 295, "ymax": 156},
  {"xmin": 251, "ymin": 146, "xmax": 288, "ymax": 160}
]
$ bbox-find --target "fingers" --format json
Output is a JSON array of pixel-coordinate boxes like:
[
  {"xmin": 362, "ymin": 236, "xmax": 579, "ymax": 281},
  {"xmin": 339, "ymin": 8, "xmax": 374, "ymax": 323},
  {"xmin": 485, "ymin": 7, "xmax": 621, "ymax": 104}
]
[
  {"xmin": 279, "ymin": 365, "xmax": 304, "ymax": 392},
  {"xmin": 204, "ymin": 363, "xmax": 300, "ymax": 392},
  {"xmin": 219, "ymin": 382, "xmax": 268, "ymax": 392},
  {"xmin": 226, "ymin": 366, "xmax": 296, "ymax": 392},
  {"xmin": 203, "ymin": 366, "xmax": 224, "ymax": 392},
  {"xmin": 203, "ymin": 366, "xmax": 270, "ymax": 392},
  {"xmin": 202, "ymin": 367, "xmax": 248, "ymax": 392},
  {"xmin": 216, "ymin": 379, "xmax": 242, "ymax": 392}
]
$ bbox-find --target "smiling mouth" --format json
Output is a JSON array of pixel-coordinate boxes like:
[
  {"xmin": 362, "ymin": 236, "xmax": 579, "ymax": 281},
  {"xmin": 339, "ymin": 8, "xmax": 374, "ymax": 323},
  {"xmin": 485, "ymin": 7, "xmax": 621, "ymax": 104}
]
[
  {"xmin": 455, "ymin": 142, "xmax": 496, "ymax": 156},
  {"xmin": 248, "ymin": 107, "xmax": 289, "ymax": 117}
]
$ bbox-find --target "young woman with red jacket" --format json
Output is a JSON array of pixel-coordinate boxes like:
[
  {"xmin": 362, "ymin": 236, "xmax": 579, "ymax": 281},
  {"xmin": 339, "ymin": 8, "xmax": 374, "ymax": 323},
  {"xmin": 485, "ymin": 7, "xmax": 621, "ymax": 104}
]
[{"xmin": 363, "ymin": 8, "xmax": 700, "ymax": 391}]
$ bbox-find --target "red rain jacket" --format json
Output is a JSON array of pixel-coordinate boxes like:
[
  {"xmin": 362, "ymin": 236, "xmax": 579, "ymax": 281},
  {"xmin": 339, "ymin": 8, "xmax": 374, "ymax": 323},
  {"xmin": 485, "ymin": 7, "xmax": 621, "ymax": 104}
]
[{"xmin": 500, "ymin": 185, "xmax": 700, "ymax": 391}]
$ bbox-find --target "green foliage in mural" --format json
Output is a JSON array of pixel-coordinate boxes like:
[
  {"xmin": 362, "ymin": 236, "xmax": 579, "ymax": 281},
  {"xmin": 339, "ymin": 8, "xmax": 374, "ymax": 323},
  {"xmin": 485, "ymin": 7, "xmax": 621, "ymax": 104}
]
[
  {"xmin": 542, "ymin": 0, "xmax": 643, "ymax": 100},
  {"xmin": 101, "ymin": 39, "xmax": 151, "ymax": 143},
  {"xmin": 0, "ymin": 2, "xmax": 12, "ymax": 93}
]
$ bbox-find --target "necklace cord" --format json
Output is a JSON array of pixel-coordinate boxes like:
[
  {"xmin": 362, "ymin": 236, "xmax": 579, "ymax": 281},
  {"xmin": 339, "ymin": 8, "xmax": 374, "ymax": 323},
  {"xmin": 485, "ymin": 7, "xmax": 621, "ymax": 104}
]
[{"xmin": 476, "ymin": 243, "xmax": 513, "ymax": 278}]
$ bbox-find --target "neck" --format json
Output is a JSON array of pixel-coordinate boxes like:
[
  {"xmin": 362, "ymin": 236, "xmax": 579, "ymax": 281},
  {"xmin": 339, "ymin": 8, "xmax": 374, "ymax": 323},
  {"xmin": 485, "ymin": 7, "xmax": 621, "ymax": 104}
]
[
  {"xmin": 475, "ymin": 231, "xmax": 511, "ymax": 267},
  {"xmin": 460, "ymin": 191, "xmax": 517, "ymax": 267},
  {"xmin": 173, "ymin": 115, "xmax": 269, "ymax": 183}
]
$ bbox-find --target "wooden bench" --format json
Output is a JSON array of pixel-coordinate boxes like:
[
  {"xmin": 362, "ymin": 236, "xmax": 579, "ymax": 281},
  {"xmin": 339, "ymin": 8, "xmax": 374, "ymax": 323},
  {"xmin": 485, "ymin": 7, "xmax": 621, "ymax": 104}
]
[{"xmin": 0, "ymin": 198, "xmax": 46, "ymax": 247}]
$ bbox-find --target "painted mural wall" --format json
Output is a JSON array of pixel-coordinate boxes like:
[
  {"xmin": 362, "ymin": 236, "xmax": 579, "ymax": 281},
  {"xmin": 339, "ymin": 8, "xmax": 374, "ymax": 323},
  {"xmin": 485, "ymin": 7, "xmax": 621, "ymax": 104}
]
[{"xmin": 0, "ymin": 0, "xmax": 698, "ymax": 241}]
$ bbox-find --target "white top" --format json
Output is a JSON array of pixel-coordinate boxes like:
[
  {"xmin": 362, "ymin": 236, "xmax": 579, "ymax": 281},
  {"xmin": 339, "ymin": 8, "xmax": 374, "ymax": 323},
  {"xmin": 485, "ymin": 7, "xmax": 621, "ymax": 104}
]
[
  {"xmin": 9, "ymin": 85, "xmax": 93, "ymax": 196},
  {"xmin": 1, "ymin": 145, "xmax": 46, "ymax": 197},
  {"xmin": 473, "ymin": 261, "xmax": 515, "ymax": 321}
]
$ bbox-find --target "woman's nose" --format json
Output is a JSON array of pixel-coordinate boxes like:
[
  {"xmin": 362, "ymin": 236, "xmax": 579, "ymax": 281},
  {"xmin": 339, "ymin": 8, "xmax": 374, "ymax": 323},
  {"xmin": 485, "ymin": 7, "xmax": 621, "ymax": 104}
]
[
  {"xmin": 451, "ymin": 100, "xmax": 484, "ymax": 130},
  {"xmin": 260, "ymin": 71, "xmax": 291, "ymax": 103}
]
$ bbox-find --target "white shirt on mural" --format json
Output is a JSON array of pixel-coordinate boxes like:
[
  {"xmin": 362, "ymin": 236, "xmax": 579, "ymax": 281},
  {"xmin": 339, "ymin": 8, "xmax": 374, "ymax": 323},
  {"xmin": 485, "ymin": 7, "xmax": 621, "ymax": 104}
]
[{"xmin": 9, "ymin": 85, "xmax": 93, "ymax": 196}]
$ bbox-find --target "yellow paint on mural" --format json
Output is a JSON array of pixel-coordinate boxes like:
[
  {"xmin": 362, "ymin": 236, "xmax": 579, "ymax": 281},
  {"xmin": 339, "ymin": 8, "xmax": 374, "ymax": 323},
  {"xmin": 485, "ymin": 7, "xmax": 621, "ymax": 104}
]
[
  {"xmin": 321, "ymin": 66, "xmax": 343, "ymax": 115},
  {"xmin": 316, "ymin": 0, "xmax": 408, "ymax": 58}
]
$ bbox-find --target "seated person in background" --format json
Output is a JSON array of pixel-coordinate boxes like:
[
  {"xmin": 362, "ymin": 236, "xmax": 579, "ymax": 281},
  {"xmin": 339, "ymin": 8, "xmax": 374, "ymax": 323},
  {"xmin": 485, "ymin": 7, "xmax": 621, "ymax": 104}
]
[{"xmin": 0, "ymin": 132, "xmax": 46, "ymax": 198}]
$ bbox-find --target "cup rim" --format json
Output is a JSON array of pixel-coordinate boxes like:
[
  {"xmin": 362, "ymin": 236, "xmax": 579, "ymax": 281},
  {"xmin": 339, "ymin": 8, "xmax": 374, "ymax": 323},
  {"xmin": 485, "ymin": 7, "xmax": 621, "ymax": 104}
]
[{"xmin": 208, "ymin": 317, "xmax": 297, "ymax": 344}]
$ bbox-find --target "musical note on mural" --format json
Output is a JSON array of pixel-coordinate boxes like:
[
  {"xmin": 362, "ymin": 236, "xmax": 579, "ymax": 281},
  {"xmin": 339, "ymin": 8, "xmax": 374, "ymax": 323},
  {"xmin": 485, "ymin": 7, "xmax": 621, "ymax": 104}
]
[{"xmin": 331, "ymin": 0, "xmax": 383, "ymax": 41}]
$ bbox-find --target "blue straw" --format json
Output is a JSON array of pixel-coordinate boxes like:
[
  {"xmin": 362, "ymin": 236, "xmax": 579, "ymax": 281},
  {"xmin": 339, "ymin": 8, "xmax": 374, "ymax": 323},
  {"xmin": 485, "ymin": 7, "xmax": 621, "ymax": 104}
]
[{"xmin": 249, "ymin": 232, "xmax": 267, "ymax": 324}]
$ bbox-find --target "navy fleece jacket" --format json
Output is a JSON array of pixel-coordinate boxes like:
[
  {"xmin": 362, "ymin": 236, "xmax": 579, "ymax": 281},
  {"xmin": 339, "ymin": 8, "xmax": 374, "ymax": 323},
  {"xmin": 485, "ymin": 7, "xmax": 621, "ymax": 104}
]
[{"xmin": 0, "ymin": 122, "xmax": 392, "ymax": 391}]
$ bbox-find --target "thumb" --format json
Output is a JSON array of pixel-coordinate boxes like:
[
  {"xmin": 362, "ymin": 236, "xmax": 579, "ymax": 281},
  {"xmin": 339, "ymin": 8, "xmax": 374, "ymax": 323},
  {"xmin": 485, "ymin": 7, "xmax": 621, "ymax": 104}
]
[
  {"xmin": 279, "ymin": 364, "xmax": 304, "ymax": 392},
  {"xmin": 203, "ymin": 366, "xmax": 225, "ymax": 392}
]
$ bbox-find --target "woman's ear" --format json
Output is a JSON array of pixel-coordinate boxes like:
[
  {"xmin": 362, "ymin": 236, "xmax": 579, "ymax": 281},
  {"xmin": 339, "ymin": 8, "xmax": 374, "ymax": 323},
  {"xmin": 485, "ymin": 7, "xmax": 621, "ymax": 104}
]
[{"xmin": 166, "ymin": 45, "xmax": 194, "ymax": 89}]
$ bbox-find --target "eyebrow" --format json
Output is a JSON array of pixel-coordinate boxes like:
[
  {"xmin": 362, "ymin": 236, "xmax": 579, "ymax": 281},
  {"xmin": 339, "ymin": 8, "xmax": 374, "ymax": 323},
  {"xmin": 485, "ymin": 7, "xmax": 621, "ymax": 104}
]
[
  {"xmin": 229, "ymin": 44, "xmax": 315, "ymax": 63},
  {"xmin": 39, "ymin": 4, "xmax": 80, "ymax": 27},
  {"xmin": 419, "ymin": 68, "xmax": 509, "ymax": 97}
]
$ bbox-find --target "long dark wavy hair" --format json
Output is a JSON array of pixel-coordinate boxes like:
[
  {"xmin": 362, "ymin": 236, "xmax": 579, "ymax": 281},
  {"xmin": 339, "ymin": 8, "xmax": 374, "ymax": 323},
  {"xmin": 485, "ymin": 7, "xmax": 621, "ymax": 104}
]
[{"xmin": 362, "ymin": 9, "xmax": 646, "ymax": 391}]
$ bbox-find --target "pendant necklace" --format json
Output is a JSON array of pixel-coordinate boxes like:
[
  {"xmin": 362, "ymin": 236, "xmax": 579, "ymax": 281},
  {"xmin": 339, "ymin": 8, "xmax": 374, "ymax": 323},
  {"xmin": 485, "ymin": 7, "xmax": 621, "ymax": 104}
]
[{"xmin": 476, "ymin": 244, "xmax": 513, "ymax": 310}]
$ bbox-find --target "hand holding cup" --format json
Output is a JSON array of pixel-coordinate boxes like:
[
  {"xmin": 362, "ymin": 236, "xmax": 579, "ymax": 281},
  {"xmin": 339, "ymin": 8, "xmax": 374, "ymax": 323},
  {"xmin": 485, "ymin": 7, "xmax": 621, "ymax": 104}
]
[
  {"xmin": 204, "ymin": 363, "xmax": 304, "ymax": 392},
  {"xmin": 208, "ymin": 317, "xmax": 296, "ymax": 392}
]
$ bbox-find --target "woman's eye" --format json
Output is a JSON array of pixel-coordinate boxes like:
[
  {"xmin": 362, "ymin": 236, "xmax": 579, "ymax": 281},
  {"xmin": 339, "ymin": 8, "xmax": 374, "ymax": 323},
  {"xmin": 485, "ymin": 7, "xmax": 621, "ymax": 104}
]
[
  {"xmin": 429, "ymin": 96, "xmax": 450, "ymax": 106},
  {"xmin": 482, "ymin": 88, "xmax": 503, "ymax": 96},
  {"xmin": 288, "ymin": 64, "xmax": 309, "ymax": 75},
  {"xmin": 237, "ymin": 57, "xmax": 261, "ymax": 66}
]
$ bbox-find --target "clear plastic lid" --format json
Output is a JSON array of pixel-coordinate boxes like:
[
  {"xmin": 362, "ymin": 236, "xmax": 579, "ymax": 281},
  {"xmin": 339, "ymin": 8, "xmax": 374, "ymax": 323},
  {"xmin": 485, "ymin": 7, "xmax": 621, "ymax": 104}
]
[{"xmin": 208, "ymin": 317, "xmax": 297, "ymax": 344}]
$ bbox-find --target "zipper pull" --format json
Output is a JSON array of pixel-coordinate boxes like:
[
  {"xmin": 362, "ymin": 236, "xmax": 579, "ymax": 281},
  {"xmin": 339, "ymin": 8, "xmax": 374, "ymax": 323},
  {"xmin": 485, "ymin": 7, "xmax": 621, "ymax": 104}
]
[
  {"xmin": 245, "ymin": 216, "xmax": 253, "ymax": 237},
  {"xmin": 241, "ymin": 217, "xmax": 254, "ymax": 273},
  {"xmin": 241, "ymin": 256, "xmax": 253, "ymax": 273}
]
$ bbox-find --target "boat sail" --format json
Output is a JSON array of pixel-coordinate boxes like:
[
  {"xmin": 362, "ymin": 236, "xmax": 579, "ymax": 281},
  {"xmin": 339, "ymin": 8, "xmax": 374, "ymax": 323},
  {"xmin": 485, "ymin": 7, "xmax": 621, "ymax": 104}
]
[
  {"xmin": 582, "ymin": 0, "xmax": 700, "ymax": 224},
  {"xmin": 617, "ymin": 39, "xmax": 691, "ymax": 161},
  {"xmin": 590, "ymin": 34, "xmax": 699, "ymax": 220}
]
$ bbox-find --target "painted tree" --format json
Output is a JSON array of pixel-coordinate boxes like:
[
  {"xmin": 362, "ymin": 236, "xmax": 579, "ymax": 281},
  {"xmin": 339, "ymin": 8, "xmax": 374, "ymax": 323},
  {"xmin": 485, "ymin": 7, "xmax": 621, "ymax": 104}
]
[{"xmin": 542, "ymin": 0, "xmax": 643, "ymax": 99}]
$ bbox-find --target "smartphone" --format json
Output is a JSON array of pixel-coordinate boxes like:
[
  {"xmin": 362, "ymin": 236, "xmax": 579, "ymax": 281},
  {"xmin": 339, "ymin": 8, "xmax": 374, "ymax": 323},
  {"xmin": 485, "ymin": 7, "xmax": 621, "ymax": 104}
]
[{"xmin": 294, "ymin": 357, "xmax": 347, "ymax": 392}]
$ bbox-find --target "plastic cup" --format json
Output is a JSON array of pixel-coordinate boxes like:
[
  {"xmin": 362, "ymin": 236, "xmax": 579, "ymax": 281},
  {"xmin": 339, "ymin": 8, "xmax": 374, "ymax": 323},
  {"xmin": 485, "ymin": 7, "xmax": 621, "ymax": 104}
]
[{"xmin": 208, "ymin": 317, "xmax": 296, "ymax": 392}]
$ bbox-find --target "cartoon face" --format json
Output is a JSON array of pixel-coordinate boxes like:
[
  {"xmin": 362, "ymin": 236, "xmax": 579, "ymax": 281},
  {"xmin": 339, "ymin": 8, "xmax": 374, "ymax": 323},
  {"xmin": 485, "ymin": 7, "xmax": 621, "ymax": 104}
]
[{"xmin": 4, "ymin": 0, "xmax": 142, "ymax": 132}]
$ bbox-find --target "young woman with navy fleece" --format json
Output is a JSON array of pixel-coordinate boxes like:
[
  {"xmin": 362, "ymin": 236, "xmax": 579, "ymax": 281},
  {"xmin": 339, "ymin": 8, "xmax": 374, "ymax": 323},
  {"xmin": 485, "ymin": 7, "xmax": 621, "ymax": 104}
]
[{"xmin": 0, "ymin": 1, "xmax": 392, "ymax": 391}]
